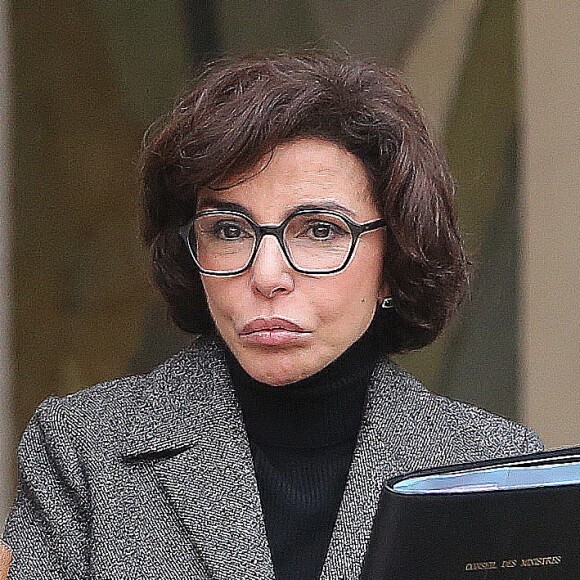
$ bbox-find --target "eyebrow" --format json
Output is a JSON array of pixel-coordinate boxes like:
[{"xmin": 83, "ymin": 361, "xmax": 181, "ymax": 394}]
[
  {"xmin": 197, "ymin": 199, "xmax": 248, "ymax": 214},
  {"xmin": 293, "ymin": 202, "xmax": 358, "ymax": 219},
  {"xmin": 197, "ymin": 198, "xmax": 359, "ymax": 220}
]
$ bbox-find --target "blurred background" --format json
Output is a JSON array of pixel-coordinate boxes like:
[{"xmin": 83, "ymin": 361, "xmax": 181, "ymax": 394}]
[{"xmin": 0, "ymin": 0, "xmax": 578, "ymax": 527}]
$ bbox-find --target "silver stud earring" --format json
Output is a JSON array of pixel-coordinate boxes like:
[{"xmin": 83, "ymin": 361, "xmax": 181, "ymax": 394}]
[{"xmin": 380, "ymin": 296, "xmax": 394, "ymax": 309}]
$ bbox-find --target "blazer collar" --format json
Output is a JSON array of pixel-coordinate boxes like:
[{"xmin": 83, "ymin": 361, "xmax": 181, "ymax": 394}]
[
  {"xmin": 320, "ymin": 355, "xmax": 433, "ymax": 579},
  {"xmin": 119, "ymin": 336, "xmax": 431, "ymax": 579},
  {"xmin": 120, "ymin": 336, "xmax": 275, "ymax": 579}
]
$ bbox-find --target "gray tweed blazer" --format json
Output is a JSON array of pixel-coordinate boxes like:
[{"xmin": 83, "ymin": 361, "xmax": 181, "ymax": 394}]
[{"xmin": 3, "ymin": 336, "xmax": 543, "ymax": 580}]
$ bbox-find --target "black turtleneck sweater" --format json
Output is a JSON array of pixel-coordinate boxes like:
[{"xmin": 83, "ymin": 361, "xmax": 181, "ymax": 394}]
[{"xmin": 225, "ymin": 320, "xmax": 384, "ymax": 580}]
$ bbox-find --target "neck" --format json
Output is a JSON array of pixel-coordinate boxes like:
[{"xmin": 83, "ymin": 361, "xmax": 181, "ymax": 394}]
[{"xmin": 224, "ymin": 316, "xmax": 385, "ymax": 448}]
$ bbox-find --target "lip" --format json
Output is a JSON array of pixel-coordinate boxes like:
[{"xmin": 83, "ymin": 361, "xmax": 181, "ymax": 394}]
[
  {"xmin": 239, "ymin": 317, "xmax": 311, "ymax": 346},
  {"xmin": 240, "ymin": 317, "xmax": 308, "ymax": 334}
]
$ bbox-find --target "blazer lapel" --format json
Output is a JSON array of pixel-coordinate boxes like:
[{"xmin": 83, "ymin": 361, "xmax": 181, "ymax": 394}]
[
  {"xmin": 320, "ymin": 357, "xmax": 438, "ymax": 580},
  {"xmin": 119, "ymin": 339, "xmax": 439, "ymax": 579},
  {"xmin": 120, "ymin": 338, "xmax": 275, "ymax": 580}
]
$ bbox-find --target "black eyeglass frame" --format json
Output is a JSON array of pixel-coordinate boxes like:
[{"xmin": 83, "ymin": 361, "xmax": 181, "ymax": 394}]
[{"xmin": 178, "ymin": 208, "xmax": 387, "ymax": 276}]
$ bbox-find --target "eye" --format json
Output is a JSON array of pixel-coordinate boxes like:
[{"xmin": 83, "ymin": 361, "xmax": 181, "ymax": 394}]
[
  {"xmin": 304, "ymin": 220, "xmax": 348, "ymax": 241},
  {"xmin": 210, "ymin": 220, "xmax": 253, "ymax": 240},
  {"xmin": 309, "ymin": 222, "xmax": 332, "ymax": 239}
]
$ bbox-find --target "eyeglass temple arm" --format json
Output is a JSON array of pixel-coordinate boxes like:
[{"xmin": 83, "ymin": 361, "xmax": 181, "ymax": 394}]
[{"xmin": 357, "ymin": 218, "xmax": 387, "ymax": 234}]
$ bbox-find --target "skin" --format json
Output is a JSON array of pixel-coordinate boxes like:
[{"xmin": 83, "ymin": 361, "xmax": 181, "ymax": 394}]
[{"xmin": 199, "ymin": 138, "xmax": 388, "ymax": 385}]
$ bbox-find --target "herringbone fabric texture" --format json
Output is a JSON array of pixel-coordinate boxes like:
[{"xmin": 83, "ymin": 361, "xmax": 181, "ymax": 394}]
[{"xmin": 3, "ymin": 336, "xmax": 543, "ymax": 579}]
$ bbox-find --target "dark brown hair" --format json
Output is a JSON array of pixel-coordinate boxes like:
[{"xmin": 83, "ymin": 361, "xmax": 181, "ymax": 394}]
[{"xmin": 141, "ymin": 51, "xmax": 469, "ymax": 352}]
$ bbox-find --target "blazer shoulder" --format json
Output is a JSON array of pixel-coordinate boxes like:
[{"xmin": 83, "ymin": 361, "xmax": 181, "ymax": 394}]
[
  {"xmin": 25, "ymin": 336, "xmax": 224, "ymax": 451},
  {"xmin": 428, "ymin": 390, "xmax": 544, "ymax": 456},
  {"xmin": 373, "ymin": 359, "xmax": 544, "ymax": 463}
]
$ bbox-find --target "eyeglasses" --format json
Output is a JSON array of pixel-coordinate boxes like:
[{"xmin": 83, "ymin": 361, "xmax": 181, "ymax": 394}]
[{"xmin": 179, "ymin": 209, "xmax": 386, "ymax": 276}]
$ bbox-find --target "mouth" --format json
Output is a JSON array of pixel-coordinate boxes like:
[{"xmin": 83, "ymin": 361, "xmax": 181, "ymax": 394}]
[
  {"xmin": 239, "ymin": 317, "xmax": 311, "ymax": 346},
  {"xmin": 241, "ymin": 317, "xmax": 307, "ymax": 334}
]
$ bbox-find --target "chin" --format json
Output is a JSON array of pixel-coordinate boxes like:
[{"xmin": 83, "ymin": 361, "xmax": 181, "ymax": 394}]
[
  {"xmin": 243, "ymin": 361, "xmax": 300, "ymax": 386},
  {"xmin": 256, "ymin": 374, "xmax": 293, "ymax": 387},
  {"xmin": 228, "ymin": 334, "xmax": 334, "ymax": 385},
  {"xmin": 236, "ymin": 350, "xmax": 311, "ymax": 386}
]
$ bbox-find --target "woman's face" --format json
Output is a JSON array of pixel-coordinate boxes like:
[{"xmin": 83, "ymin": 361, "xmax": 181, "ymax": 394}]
[{"xmin": 199, "ymin": 138, "xmax": 387, "ymax": 385}]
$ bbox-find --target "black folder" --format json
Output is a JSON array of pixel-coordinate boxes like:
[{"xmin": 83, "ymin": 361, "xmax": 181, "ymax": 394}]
[{"xmin": 360, "ymin": 446, "xmax": 580, "ymax": 579}]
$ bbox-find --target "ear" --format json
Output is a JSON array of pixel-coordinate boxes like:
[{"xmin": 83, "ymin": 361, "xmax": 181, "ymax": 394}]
[{"xmin": 377, "ymin": 281, "xmax": 391, "ymax": 303}]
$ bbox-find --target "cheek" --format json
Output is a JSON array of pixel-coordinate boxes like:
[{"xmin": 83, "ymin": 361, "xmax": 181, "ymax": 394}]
[
  {"xmin": 200, "ymin": 277, "xmax": 238, "ymax": 328},
  {"xmin": 309, "ymin": 261, "xmax": 381, "ymax": 327},
  {"xmin": 346, "ymin": 246, "xmax": 384, "ymax": 297}
]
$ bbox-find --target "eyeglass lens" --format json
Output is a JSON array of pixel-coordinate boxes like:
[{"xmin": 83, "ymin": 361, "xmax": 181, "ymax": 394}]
[{"xmin": 191, "ymin": 212, "xmax": 353, "ymax": 273}]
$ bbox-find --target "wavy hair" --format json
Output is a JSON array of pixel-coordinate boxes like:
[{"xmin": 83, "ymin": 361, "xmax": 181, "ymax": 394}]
[{"xmin": 140, "ymin": 51, "xmax": 470, "ymax": 352}]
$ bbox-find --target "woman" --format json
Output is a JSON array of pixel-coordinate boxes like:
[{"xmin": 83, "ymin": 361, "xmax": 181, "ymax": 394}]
[{"xmin": 4, "ymin": 52, "xmax": 543, "ymax": 580}]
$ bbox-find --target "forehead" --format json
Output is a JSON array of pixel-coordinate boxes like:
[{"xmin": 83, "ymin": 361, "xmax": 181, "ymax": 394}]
[{"xmin": 197, "ymin": 138, "xmax": 377, "ymax": 221}]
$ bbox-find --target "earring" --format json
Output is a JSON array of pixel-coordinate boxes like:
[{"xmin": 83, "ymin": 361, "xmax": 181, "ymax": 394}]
[{"xmin": 380, "ymin": 296, "xmax": 394, "ymax": 309}]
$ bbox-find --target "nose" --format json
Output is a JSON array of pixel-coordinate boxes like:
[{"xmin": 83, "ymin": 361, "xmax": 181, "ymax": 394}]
[{"xmin": 250, "ymin": 234, "xmax": 295, "ymax": 298}]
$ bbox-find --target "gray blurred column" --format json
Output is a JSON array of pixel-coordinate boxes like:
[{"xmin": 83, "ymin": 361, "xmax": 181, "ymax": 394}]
[
  {"xmin": 0, "ymin": 0, "xmax": 14, "ymax": 530},
  {"xmin": 520, "ymin": 1, "xmax": 580, "ymax": 447}
]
